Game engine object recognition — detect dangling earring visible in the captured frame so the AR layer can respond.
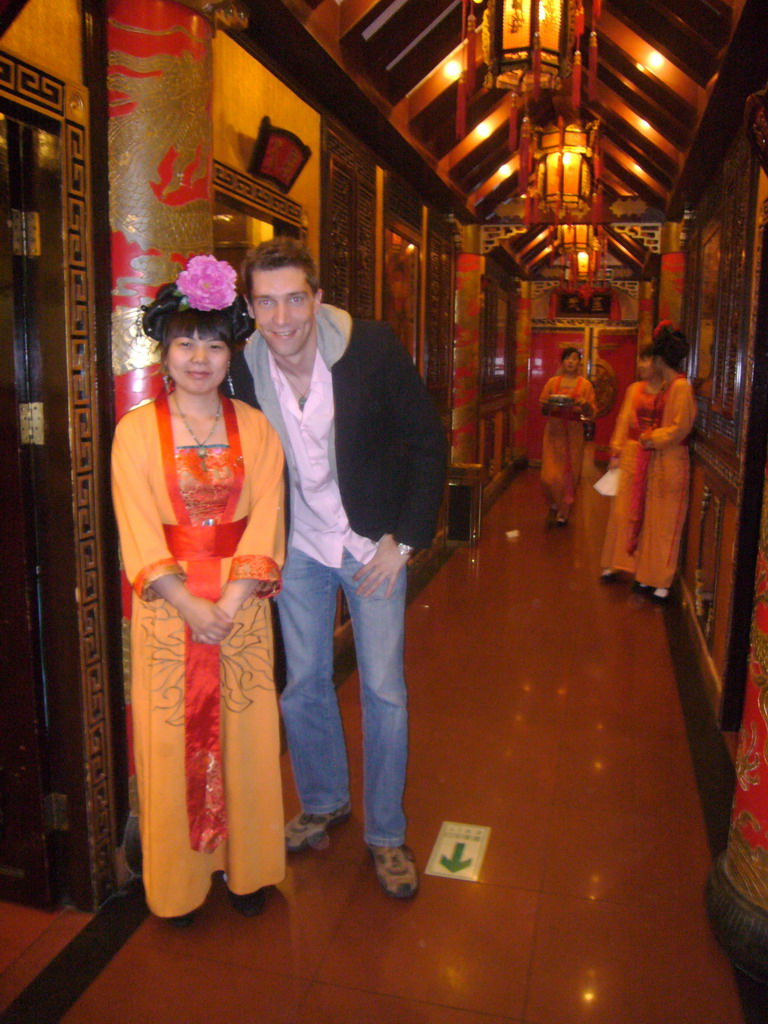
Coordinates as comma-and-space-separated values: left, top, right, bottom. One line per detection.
163, 371, 173, 394
227, 365, 235, 396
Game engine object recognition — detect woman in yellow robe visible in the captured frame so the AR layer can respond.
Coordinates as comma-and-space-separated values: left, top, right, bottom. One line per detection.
539, 347, 596, 525
111, 256, 286, 924
600, 345, 663, 580
634, 323, 697, 601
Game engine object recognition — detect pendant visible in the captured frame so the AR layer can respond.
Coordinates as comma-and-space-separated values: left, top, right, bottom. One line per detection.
298, 395, 308, 412
197, 446, 207, 460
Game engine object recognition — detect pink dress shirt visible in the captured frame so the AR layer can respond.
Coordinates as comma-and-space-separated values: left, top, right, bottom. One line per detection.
269, 349, 377, 568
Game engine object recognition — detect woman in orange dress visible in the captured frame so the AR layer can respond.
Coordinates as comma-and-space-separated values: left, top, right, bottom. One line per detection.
600, 344, 663, 581
111, 256, 286, 925
539, 347, 596, 525
634, 323, 697, 602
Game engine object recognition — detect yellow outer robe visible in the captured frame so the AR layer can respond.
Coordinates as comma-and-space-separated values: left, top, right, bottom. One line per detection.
634, 376, 697, 589
539, 374, 596, 512
111, 397, 286, 918
600, 381, 660, 574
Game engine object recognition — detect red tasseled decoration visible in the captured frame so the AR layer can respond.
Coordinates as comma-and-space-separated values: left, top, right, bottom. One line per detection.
509, 93, 519, 152
593, 134, 601, 180
466, 13, 476, 97
524, 192, 532, 226
576, 3, 585, 39
588, 31, 598, 101
533, 32, 542, 102
594, 246, 601, 277
456, 77, 467, 140
593, 0, 602, 23
531, 193, 539, 223
519, 117, 531, 189
572, 50, 582, 108
549, 289, 558, 319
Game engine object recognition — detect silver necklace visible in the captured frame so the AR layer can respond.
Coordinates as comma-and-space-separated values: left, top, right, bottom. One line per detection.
174, 394, 222, 461
288, 378, 311, 411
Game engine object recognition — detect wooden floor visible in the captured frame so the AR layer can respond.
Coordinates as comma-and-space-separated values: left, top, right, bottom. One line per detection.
0, 467, 763, 1023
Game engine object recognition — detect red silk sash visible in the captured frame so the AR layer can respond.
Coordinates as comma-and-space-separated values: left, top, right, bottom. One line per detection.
155, 392, 245, 854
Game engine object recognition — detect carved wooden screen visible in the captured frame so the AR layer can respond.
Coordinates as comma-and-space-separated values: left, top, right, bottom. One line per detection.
424, 210, 454, 412
684, 130, 757, 467
320, 118, 376, 319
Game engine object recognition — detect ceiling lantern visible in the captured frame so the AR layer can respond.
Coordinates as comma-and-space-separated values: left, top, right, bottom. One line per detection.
558, 222, 597, 253
534, 117, 598, 220
482, 0, 575, 100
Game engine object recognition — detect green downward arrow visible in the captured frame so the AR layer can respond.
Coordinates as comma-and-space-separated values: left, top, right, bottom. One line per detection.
440, 842, 472, 873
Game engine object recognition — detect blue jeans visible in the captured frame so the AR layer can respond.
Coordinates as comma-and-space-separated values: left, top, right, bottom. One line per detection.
276, 547, 408, 847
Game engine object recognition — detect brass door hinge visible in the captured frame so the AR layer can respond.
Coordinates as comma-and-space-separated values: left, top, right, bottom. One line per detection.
44, 793, 69, 832
19, 402, 45, 445
11, 209, 41, 257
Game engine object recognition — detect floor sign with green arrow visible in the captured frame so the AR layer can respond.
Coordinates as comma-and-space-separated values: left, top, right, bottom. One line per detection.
425, 822, 490, 881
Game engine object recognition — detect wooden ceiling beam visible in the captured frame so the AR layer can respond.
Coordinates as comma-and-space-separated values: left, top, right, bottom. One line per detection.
597, 66, 692, 151
607, 0, 721, 86
337, 0, 389, 38
347, 1, 458, 76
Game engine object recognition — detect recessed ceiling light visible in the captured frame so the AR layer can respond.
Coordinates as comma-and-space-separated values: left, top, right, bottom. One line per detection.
649, 51, 663, 69
477, 121, 492, 139
444, 60, 461, 80
638, 118, 650, 131
499, 163, 512, 177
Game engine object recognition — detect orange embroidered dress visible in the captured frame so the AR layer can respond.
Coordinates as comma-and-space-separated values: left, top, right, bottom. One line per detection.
112, 393, 286, 918
634, 375, 697, 589
600, 381, 664, 574
539, 374, 596, 513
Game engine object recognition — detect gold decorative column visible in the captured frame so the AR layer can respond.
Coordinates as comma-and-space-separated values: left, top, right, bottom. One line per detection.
658, 222, 684, 328
107, 0, 246, 837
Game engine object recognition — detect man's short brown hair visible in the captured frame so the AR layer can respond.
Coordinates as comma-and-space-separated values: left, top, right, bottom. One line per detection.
241, 237, 320, 297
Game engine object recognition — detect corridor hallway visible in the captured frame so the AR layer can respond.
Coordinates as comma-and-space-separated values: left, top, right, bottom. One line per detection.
1, 469, 764, 1024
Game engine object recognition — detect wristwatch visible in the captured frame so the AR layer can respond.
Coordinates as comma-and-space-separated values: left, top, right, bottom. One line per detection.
397, 542, 413, 558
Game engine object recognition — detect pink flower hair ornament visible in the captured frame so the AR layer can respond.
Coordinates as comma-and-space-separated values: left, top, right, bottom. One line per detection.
175, 254, 237, 312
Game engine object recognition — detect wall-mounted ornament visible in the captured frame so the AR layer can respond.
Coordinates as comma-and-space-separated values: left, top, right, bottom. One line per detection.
248, 117, 312, 194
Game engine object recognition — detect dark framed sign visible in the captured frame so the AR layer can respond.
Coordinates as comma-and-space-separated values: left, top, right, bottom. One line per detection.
248, 116, 312, 193
555, 288, 613, 318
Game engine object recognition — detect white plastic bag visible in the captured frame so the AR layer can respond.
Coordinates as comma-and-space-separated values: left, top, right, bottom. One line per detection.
594, 467, 619, 497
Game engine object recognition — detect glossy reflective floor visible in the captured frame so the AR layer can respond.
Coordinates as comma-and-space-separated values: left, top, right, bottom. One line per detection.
1, 468, 763, 1023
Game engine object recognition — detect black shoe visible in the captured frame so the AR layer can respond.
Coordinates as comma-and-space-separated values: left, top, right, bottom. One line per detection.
631, 581, 653, 594
600, 570, 619, 583
228, 886, 271, 917
167, 911, 196, 928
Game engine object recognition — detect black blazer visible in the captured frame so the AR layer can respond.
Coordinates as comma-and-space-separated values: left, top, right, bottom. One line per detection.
230, 319, 446, 550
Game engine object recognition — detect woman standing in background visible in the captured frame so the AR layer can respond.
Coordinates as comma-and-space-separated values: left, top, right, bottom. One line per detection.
634, 322, 697, 603
539, 347, 596, 525
600, 344, 664, 582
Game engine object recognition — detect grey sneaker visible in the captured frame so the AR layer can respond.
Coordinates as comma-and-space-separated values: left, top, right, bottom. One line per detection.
368, 844, 419, 898
284, 803, 351, 852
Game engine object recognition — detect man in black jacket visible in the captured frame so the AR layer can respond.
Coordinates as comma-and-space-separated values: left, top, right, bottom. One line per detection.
232, 237, 445, 898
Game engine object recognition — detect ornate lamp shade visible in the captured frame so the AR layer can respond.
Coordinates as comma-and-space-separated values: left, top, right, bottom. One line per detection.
558, 222, 596, 252
557, 221, 602, 278
534, 119, 597, 218
482, 0, 572, 95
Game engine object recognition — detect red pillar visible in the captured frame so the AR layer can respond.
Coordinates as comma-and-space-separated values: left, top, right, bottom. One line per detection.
707, 461, 768, 980
107, 0, 215, 830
